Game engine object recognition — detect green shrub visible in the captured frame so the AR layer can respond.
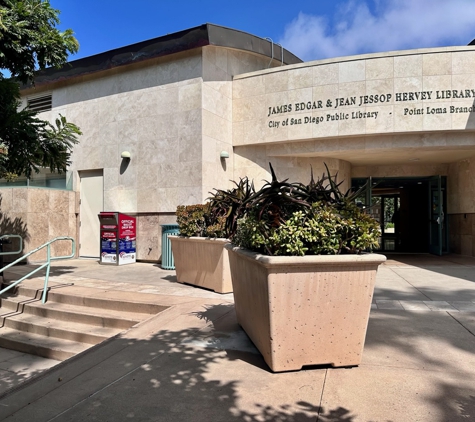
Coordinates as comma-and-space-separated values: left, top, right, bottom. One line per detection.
176, 204, 207, 237
176, 204, 226, 238
221, 163, 380, 256
234, 202, 380, 256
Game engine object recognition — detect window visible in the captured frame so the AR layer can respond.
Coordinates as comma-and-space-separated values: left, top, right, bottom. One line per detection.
27, 94, 52, 112
0, 168, 72, 190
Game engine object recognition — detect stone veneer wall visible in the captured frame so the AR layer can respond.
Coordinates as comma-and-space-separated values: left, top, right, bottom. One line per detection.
352, 162, 449, 178
234, 143, 352, 192
448, 156, 475, 256
20, 46, 283, 262
0, 188, 77, 262
25, 46, 287, 214
23, 51, 206, 263
27, 50, 206, 214
135, 213, 176, 263
448, 213, 475, 256
233, 47, 475, 148
0, 189, 172, 263
201, 46, 287, 198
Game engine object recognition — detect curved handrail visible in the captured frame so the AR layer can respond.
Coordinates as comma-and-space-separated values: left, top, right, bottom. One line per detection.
0, 236, 75, 304
0, 234, 23, 255
264, 37, 284, 68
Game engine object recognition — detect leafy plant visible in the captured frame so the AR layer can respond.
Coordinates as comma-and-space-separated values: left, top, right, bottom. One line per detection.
176, 204, 226, 238
207, 177, 255, 238
0, 1, 81, 180
234, 202, 379, 256
228, 163, 380, 256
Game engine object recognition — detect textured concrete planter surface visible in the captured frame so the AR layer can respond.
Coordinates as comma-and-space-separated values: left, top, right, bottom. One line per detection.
170, 236, 232, 293
225, 245, 386, 372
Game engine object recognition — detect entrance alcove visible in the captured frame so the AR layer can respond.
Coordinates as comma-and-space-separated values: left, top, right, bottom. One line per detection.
352, 176, 447, 255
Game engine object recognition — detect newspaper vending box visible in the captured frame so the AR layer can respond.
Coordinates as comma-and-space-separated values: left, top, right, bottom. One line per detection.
98, 212, 136, 265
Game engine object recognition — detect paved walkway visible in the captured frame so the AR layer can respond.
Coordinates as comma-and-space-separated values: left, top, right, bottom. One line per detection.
0, 254, 474, 421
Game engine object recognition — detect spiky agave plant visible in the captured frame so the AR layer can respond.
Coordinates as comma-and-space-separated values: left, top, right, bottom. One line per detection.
207, 177, 255, 239
232, 163, 379, 255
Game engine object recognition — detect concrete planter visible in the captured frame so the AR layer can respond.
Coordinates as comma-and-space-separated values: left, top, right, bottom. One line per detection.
170, 236, 232, 293
225, 244, 386, 372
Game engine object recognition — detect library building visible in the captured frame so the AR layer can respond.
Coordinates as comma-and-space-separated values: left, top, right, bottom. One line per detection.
5, 23, 475, 260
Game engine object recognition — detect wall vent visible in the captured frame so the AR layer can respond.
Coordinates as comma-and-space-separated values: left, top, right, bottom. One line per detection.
27, 94, 52, 112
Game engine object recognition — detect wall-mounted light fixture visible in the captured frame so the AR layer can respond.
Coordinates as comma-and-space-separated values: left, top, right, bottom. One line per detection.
220, 151, 229, 159
121, 151, 131, 159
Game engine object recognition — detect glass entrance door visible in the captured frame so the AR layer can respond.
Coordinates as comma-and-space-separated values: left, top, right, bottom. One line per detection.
429, 176, 448, 255
352, 176, 447, 254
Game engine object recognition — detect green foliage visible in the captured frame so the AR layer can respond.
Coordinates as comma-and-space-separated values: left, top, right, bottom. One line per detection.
176, 204, 226, 238
207, 177, 255, 238
0, 0, 79, 84
0, 1, 81, 179
0, 78, 81, 178
176, 204, 207, 237
227, 163, 381, 256
234, 202, 380, 256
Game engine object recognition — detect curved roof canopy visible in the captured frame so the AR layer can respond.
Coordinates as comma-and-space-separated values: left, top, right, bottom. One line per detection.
28, 23, 302, 87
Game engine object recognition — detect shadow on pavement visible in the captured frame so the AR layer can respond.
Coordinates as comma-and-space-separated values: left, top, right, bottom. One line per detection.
0, 303, 355, 421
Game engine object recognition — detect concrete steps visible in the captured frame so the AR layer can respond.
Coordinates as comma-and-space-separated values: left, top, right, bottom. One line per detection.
0, 295, 146, 329
0, 312, 123, 345
0, 279, 168, 361
0, 328, 90, 361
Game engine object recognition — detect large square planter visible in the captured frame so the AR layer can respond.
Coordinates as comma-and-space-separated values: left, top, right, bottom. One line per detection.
170, 236, 232, 293
225, 244, 386, 372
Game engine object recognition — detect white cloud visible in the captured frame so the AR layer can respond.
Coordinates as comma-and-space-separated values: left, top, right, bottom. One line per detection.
279, 0, 475, 61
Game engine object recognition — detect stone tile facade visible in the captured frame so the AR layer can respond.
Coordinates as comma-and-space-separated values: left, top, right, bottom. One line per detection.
16, 37, 283, 261
0, 188, 77, 262
232, 46, 475, 257
449, 213, 475, 256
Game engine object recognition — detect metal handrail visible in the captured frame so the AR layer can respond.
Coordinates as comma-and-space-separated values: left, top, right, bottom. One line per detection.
0, 236, 75, 304
264, 37, 274, 68
264, 37, 284, 68
0, 235, 23, 255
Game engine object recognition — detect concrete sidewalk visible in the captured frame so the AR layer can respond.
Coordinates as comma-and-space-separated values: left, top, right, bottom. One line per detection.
0, 254, 474, 421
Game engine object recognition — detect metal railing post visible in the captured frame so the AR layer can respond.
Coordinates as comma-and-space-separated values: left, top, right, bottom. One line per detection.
42, 242, 52, 304
0, 236, 75, 304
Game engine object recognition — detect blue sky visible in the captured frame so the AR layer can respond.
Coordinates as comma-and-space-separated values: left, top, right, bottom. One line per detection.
53, 0, 475, 62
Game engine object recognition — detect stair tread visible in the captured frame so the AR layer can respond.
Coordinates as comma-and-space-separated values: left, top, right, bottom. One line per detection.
0, 275, 166, 359
0, 294, 148, 323
0, 327, 90, 354
2, 312, 123, 338
9, 280, 166, 312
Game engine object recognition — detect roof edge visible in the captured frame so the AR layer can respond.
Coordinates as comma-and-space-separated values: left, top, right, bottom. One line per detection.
25, 23, 302, 88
